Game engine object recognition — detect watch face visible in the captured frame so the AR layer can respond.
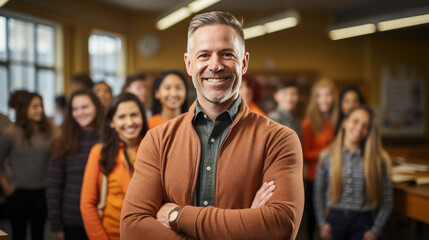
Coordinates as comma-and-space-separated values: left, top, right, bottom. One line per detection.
168, 210, 179, 221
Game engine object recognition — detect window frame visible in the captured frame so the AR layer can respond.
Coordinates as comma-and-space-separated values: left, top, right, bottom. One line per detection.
89, 30, 126, 96
0, 10, 62, 119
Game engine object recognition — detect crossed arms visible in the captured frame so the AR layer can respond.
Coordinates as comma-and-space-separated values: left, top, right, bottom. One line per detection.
120, 129, 304, 240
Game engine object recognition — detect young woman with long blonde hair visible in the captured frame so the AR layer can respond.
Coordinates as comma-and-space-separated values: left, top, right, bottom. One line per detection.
301, 78, 338, 240
314, 106, 392, 240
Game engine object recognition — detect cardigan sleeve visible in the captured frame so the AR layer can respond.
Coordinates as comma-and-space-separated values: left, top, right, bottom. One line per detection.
121, 128, 304, 240
46, 157, 66, 232
120, 132, 190, 239
80, 145, 108, 240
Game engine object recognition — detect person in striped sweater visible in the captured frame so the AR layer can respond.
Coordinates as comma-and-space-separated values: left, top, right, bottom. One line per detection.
47, 90, 104, 240
0, 91, 53, 240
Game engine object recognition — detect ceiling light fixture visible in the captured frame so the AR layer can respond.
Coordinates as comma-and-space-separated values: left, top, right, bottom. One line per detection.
378, 13, 429, 31
0, 0, 9, 8
243, 10, 300, 40
156, 0, 221, 30
188, 0, 221, 13
329, 24, 376, 40
328, 8, 429, 40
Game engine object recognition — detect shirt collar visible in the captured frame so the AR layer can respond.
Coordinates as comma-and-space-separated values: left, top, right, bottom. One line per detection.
193, 96, 242, 123
276, 108, 294, 119
342, 146, 363, 157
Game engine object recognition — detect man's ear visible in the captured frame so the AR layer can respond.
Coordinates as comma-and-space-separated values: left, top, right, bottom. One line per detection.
241, 52, 249, 75
184, 53, 192, 76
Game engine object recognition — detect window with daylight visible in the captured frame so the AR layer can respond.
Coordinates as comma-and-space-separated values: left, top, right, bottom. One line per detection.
0, 14, 58, 119
89, 32, 125, 95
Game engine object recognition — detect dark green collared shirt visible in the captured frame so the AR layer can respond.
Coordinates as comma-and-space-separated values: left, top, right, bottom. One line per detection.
193, 97, 241, 207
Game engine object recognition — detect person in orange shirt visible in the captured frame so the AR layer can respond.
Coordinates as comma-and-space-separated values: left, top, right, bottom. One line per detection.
148, 70, 189, 129
80, 93, 148, 240
301, 78, 338, 240
239, 74, 266, 116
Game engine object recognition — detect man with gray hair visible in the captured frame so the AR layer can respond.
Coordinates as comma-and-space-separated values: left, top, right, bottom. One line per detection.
121, 11, 304, 239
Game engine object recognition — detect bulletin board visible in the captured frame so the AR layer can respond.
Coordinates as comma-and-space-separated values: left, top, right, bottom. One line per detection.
381, 78, 426, 137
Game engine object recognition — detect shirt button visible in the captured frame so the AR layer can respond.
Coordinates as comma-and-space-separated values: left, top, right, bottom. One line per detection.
347, 178, 352, 183
347, 169, 351, 174
206, 166, 211, 171
203, 201, 208, 206
204, 114, 207, 119
210, 138, 215, 143
348, 188, 352, 193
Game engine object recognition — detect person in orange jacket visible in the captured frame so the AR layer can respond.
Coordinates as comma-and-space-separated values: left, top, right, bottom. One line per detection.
301, 78, 338, 240
80, 93, 148, 240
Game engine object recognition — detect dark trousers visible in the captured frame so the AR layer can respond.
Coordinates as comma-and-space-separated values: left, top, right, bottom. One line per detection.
6, 188, 47, 240
327, 209, 373, 240
305, 180, 316, 240
64, 225, 89, 240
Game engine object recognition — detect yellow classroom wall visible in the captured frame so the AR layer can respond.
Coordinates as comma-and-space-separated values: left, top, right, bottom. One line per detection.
3, 0, 429, 138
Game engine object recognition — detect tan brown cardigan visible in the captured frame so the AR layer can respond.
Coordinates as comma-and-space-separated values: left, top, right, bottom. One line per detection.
121, 101, 304, 240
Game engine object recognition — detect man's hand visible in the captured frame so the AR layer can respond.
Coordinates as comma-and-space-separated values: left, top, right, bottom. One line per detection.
156, 203, 178, 229
363, 231, 377, 240
320, 223, 332, 240
251, 181, 276, 208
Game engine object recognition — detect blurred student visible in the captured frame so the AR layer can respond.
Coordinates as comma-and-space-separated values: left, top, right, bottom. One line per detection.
0, 113, 11, 134
122, 72, 147, 105
239, 74, 266, 116
71, 73, 94, 93
268, 80, 302, 141
301, 79, 338, 240
0, 91, 53, 240
47, 90, 104, 240
148, 70, 188, 129
335, 86, 365, 135
7, 90, 29, 121
314, 106, 392, 240
80, 93, 148, 240
92, 81, 113, 112
53, 95, 67, 126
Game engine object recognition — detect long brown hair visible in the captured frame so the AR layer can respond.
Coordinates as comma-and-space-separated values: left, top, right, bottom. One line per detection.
305, 79, 338, 133
100, 93, 148, 174
14, 91, 52, 145
321, 106, 391, 209
51, 90, 104, 160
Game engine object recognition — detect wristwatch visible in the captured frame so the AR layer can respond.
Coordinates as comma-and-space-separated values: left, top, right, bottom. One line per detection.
168, 206, 182, 232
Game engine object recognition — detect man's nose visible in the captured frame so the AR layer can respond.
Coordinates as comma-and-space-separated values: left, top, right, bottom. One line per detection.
208, 54, 224, 72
